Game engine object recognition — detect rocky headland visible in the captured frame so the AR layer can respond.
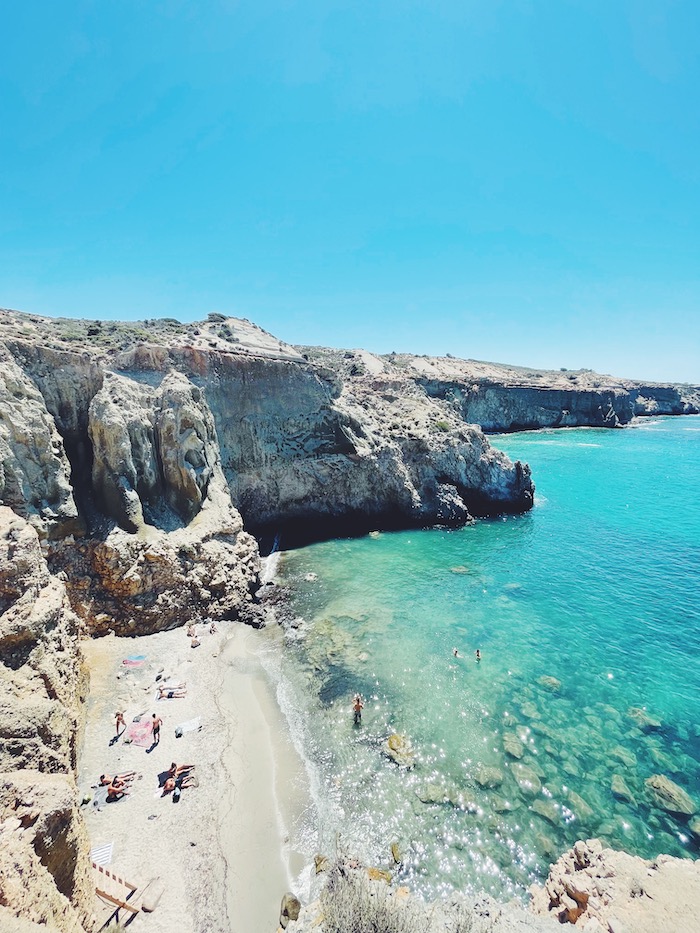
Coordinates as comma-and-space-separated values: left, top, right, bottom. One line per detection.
0, 306, 698, 931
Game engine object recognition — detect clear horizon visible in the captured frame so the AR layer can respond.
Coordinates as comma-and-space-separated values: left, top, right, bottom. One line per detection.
2, 2, 699, 383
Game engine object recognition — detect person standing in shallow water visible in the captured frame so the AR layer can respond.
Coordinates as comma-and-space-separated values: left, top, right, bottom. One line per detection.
353, 694, 364, 725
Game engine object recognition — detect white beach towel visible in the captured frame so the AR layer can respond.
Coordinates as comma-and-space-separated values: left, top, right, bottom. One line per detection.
90, 841, 114, 866
175, 717, 201, 735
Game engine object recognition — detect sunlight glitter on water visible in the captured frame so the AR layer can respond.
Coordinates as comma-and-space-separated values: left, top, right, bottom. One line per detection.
273, 416, 700, 902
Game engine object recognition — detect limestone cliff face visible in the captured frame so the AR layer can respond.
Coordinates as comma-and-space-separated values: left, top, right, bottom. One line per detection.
0, 309, 535, 579
71, 369, 262, 634
0, 508, 92, 932
398, 354, 700, 432
2, 306, 697, 626
0, 352, 81, 539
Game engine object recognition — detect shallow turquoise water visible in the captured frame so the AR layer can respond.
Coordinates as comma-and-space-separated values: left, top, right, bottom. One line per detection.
274, 416, 700, 901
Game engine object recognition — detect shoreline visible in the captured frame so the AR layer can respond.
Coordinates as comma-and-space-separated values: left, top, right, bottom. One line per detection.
78, 619, 313, 932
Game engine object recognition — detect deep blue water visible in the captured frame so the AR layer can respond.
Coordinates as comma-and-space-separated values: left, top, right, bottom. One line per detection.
273, 416, 700, 901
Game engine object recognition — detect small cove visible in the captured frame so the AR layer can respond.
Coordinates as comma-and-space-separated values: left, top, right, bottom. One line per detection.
269, 416, 700, 902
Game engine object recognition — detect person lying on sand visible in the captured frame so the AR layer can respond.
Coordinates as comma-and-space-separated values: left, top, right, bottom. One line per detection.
190, 637, 201, 648
99, 771, 136, 786
167, 762, 195, 779
162, 773, 197, 795
157, 683, 187, 699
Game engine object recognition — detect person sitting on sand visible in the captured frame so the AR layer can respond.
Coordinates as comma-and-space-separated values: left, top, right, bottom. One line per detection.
106, 778, 131, 801
190, 637, 201, 648
209, 621, 217, 634
187, 624, 197, 637
157, 683, 187, 699
99, 771, 136, 786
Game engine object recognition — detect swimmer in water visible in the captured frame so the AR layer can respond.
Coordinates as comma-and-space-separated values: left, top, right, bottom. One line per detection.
475, 649, 481, 662
353, 694, 364, 725
453, 647, 460, 658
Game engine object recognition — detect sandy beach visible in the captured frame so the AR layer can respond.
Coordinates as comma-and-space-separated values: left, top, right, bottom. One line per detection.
79, 619, 313, 932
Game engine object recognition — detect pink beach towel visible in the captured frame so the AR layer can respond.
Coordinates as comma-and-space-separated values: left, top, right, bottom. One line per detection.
123, 719, 153, 747
122, 655, 146, 668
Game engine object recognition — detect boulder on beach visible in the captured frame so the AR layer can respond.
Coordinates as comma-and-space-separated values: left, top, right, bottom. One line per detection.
280, 892, 302, 929
645, 774, 697, 816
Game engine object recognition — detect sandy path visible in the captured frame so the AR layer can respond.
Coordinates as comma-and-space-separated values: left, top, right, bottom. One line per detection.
79, 621, 311, 932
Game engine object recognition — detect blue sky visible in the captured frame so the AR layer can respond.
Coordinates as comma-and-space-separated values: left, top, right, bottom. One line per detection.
1, 1, 699, 382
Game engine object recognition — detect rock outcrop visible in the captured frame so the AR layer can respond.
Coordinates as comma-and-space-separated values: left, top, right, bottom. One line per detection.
0, 508, 92, 931
395, 354, 700, 432
285, 859, 561, 933
530, 838, 700, 931
0, 309, 535, 622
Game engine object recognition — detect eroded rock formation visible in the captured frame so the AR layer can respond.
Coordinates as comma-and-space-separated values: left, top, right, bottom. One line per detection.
0, 508, 92, 931
529, 838, 700, 931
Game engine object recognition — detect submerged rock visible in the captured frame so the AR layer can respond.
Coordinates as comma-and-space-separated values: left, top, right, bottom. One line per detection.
532, 798, 561, 825
383, 734, 415, 768
503, 732, 525, 759
520, 701, 541, 721
611, 774, 637, 805
537, 675, 562, 693
627, 707, 663, 732
567, 790, 594, 821
491, 795, 520, 813
511, 763, 542, 797
645, 774, 697, 816
610, 745, 637, 769
474, 766, 504, 789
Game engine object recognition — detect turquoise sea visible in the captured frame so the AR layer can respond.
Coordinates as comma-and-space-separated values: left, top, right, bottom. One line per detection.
272, 416, 700, 902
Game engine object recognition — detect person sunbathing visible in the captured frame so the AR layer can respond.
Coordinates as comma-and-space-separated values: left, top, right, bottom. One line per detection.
106, 778, 130, 801
99, 771, 136, 786
157, 683, 187, 699
162, 773, 197, 795
166, 762, 195, 779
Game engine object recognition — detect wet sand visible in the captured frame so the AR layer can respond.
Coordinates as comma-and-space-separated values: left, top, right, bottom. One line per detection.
79, 621, 311, 932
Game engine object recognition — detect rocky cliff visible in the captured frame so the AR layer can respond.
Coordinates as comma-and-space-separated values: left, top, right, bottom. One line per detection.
394, 354, 700, 432
0, 308, 534, 596
0, 508, 92, 932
